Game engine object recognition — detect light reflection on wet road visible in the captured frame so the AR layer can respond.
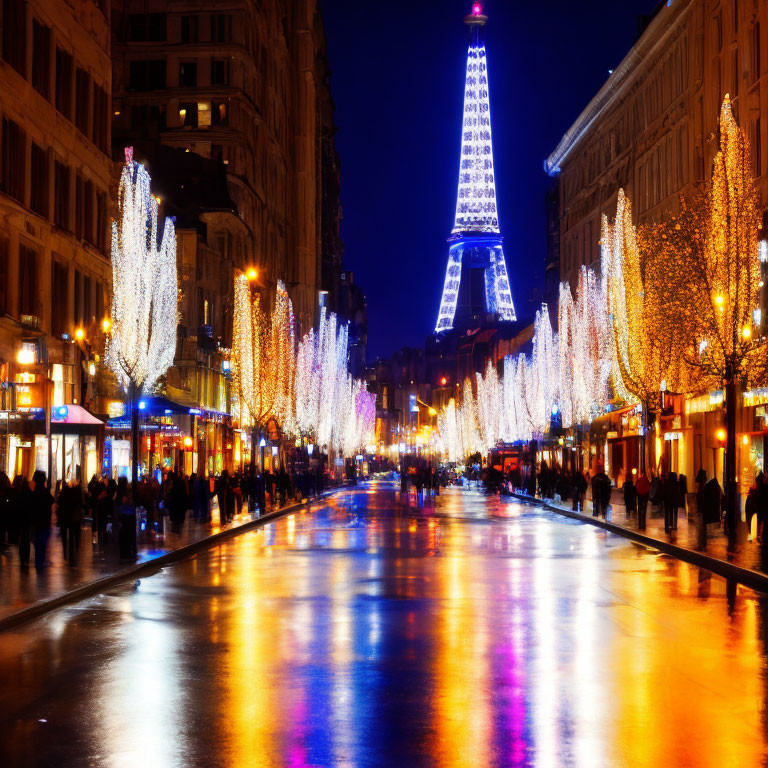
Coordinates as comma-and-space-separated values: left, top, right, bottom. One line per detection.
1, 480, 768, 767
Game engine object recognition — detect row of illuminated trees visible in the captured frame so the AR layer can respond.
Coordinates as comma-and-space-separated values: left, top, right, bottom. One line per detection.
231, 272, 376, 461
438, 96, 766, 531
104, 147, 374, 499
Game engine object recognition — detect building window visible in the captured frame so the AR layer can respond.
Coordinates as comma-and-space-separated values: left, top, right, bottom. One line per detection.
18, 243, 38, 318
732, 49, 739, 97
1, 117, 25, 203
96, 190, 106, 252
179, 61, 197, 87
210, 14, 232, 43
75, 174, 85, 241
74, 269, 83, 326
95, 280, 103, 323
756, 118, 762, 177
2, 0, 26, 77
84, 179, 95, 246
54, 160, 70, 231
752, 23, 762, 83
127, 13, 166, 42
30, 143, 49, 219
211, 59, 229, 86
92, 84, 108, 152
0, 235, 9, 315
51, 260, 68, 337
83, 274, 92, 325
32, 20, 51, 99
179, 102, 198, 127
130, 104, 165, 135
128, 60, 166, 91
75, 67, 91, 137
733, 0, 739, 35
181, 16, 199, 43
55, 48, 74, 119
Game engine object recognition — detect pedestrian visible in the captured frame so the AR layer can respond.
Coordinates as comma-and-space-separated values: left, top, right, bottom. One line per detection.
623, 474, 637, 520
746, 477, 761, 541
572, 470, 587, 512
664, 471, 680, 533
635, 471, 650, 530
0, 471, 10, 547
12, 475, 31, 566
30, 470, 53, 570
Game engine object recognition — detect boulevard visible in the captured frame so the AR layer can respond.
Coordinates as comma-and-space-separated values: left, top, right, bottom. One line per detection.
1, 480, 766, 767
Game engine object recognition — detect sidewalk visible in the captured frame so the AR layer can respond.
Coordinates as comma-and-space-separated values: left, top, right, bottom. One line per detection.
510, 490, 768, 593
0, 489, 339, 629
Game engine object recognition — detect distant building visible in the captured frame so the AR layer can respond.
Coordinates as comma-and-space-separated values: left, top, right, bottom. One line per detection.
110, 0, 340, 330
337, 269, 367, 378
546, 0, 768, 290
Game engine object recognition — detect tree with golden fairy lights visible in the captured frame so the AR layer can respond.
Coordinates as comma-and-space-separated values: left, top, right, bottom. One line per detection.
602, 190, 679, 472
652, 96, 763, 535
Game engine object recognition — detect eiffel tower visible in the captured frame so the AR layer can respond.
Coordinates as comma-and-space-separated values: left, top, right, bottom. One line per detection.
435, 3, 516, 333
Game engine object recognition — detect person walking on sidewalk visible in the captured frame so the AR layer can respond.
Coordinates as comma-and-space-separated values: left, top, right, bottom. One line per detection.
664, 471, 680, 533
635, 472, 650, 530
591, 465, 611, 517
572, 470, 587, 512
623, 474, 638, 520
12, 475, 31, 567
30, 471, 53, 570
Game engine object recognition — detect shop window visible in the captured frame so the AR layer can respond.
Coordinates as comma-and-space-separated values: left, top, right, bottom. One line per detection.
55, 48, 73, 119
30, 143, 49, 219
2, 0, 26, 77
18, 243, 38, 318
1, 117, 25, 203
32, 19, 51, 99
75, 67, 91, 137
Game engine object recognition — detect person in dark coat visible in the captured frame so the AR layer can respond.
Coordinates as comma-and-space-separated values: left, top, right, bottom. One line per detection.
169, 472, 188, 532
623, 475, 638, 519
746, 478, 761, 541
701, 477, 722, 525
12, 475, 31, 566
591, 467, 610, 517
695, 468, 707, 518
664, 472, 680, 532
572, 471, 587, 512
0, 472, 10, 547
57, 481, 83, 565
216, 470, 231, 523
635, 472, 651, 530
116, 476, 136, 559
30, 470, 53, 569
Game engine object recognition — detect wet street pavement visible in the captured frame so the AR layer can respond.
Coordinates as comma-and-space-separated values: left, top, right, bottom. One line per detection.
2, 480, 768, 768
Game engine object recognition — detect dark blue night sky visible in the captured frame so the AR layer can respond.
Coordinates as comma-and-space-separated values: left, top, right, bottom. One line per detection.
320, 0, 657, 360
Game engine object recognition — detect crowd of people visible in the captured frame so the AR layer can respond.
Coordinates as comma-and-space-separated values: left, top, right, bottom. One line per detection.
484, 458, 758, 538
0, 462, 333, 570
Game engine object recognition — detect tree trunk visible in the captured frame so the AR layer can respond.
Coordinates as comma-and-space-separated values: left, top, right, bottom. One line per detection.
725, 377, 738, 540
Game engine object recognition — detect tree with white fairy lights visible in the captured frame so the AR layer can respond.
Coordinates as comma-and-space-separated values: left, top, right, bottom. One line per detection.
106, 147, 178, 499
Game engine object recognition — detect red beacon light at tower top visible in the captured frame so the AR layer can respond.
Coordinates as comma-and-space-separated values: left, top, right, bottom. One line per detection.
472, 3, 482, 15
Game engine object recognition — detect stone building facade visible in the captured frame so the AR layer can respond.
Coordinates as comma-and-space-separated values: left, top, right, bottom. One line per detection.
546, 0, 768, 290
111, 0, 342, 331
0, 0, 113, 480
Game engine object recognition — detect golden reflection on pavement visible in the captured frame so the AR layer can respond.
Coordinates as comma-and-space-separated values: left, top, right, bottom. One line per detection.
1, 482, 768, 767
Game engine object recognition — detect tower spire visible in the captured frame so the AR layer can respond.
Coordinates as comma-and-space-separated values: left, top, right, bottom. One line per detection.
435, 4, 516, 333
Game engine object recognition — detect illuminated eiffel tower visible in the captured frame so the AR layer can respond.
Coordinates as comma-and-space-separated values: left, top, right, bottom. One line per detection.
435, 3, 516, 333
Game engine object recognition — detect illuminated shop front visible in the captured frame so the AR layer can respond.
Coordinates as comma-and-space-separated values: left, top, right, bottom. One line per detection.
106, 395, 234, 478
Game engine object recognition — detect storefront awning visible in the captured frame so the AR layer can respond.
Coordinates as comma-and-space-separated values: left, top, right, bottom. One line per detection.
52, 404, 104, 426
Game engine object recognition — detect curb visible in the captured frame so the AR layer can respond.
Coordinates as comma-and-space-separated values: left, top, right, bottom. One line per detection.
510, 492, 768, 595
0, 487, 345, 632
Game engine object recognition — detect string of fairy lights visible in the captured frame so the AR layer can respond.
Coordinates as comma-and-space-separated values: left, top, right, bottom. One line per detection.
435, 95, 767, 461
232, 281, 375, 457
106, 147, 178, 394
